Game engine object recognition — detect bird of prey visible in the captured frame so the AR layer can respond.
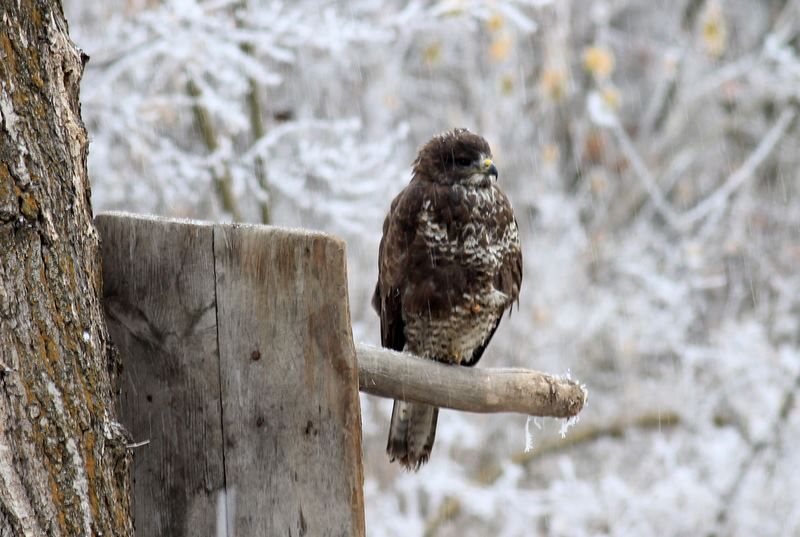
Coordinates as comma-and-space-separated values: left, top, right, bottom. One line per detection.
372, 128, 522, 470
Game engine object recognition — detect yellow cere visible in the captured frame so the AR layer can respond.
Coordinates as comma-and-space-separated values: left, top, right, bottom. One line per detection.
483, 158, 493, 168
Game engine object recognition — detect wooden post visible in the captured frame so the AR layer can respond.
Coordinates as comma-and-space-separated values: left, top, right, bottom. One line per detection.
97, 212, 587, 537
97, 213, 365, 537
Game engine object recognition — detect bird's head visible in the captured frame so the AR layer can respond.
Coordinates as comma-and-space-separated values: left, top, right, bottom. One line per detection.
413, 128, 498, 187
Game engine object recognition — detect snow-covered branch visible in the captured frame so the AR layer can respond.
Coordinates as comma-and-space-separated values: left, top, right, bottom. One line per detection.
679, 105, 797, 227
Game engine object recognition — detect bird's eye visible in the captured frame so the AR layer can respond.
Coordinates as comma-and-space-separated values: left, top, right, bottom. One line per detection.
454, 158, 472, 167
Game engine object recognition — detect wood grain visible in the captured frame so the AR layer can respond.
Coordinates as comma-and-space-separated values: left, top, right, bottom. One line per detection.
214, 223, 365, 537
357, 344, 586, 418
99, 213, 366, 536
97, 214, 224, 537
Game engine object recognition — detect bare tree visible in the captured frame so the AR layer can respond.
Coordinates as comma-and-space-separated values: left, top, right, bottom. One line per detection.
0, 1, 133, 535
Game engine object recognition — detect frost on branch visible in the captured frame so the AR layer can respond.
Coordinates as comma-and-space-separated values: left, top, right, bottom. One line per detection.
65, 0, 800, 535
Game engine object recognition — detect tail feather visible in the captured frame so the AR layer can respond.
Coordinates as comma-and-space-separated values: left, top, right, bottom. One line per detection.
386, 401, 438, 470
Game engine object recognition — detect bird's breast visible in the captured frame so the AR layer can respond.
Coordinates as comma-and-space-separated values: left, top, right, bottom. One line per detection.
418, 185, 517, 271
404, 305, 502, 362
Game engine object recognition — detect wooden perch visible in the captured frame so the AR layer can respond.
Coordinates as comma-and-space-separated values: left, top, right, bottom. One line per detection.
95, 212, 585, 536
356, 344, 586, 418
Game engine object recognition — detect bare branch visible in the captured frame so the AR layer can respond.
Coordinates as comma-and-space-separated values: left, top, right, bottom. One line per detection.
424, 497, 461, 537
684, 54, 757, 103
512, 411, 681, 466
240, 38, 272, 225
609, 105, 797, 232
356, 344, 587, 418
610, 121, 684, 229
716, 367, 800, 529
187, 79, 242, 221
471, 411, 682, 486
679, 106, 797, 227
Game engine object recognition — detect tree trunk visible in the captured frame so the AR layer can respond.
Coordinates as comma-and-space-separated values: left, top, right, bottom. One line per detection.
0, 2, 133, 536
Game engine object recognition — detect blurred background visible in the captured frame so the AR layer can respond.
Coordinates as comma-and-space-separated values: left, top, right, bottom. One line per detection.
64, 1, 800, 535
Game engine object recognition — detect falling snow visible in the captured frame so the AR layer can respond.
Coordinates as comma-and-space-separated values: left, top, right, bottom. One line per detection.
64, 1, 800, 535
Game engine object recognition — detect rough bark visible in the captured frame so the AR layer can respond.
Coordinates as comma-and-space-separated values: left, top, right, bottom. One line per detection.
0, 2, 133, 536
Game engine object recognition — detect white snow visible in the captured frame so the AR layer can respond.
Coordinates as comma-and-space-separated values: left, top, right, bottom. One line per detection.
62, 0, 800, 534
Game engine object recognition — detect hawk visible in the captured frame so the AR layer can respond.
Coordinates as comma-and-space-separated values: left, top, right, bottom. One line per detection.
372, 128, 522, 470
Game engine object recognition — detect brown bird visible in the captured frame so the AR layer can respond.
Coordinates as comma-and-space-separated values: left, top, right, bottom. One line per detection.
372, 128, 522, 470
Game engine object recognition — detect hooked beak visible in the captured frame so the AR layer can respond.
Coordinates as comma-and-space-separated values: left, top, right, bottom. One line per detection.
481, 158, 498, 180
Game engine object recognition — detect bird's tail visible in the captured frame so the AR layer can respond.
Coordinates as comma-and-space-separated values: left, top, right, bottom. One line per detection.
386, 400, 439, 470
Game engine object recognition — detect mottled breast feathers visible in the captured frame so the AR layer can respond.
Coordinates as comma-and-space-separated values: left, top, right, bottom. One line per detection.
372, 127, 522, 364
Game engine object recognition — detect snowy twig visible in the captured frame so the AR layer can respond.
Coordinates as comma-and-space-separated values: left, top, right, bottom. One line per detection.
511, 410, 681, 466
716, 367, 800, 529
469, 411, 682, 487
186, 79, 242, 221
610, 105, 796, 232
356, 344, 587, 417
239, 24, 272, 224
684, 54, 757, 103
678, 106, 797, 228
424, 497, 461, 537
610, 121, 683, 229
639, 48, 683, 136
247, 78, 272, 225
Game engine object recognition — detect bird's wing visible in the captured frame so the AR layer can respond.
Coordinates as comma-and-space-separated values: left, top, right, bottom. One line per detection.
463, 217, 523, 367
372, 181, 425, 352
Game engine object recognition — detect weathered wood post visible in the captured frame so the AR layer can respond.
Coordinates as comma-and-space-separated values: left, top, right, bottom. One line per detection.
97, 213, 365, 537
96, 212, 587, 537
